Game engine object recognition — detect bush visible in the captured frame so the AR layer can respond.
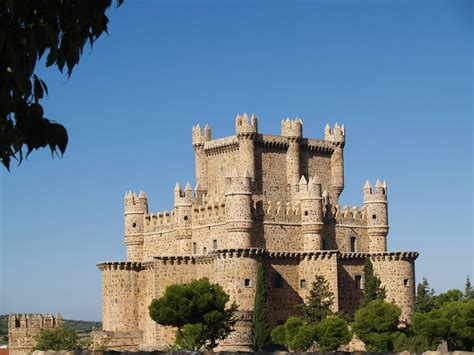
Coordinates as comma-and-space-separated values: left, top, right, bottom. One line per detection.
271, 316, 317, 351
34, 326, 81, 351
314, 316, 352, 351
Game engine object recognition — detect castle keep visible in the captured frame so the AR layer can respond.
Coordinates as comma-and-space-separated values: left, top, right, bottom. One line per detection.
96, 115, 418, 351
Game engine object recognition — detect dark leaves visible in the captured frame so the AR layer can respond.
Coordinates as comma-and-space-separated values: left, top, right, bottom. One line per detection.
0, 0, 123, 170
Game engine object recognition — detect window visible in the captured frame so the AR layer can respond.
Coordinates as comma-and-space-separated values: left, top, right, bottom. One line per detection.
192, 242, 197, 254
184, 216, 188, 221
372, 214, 377, 220
132, 222, 137, 228
300, 279, 306, 288
321, 239, 326, 250
213, 239, 218, 250
304, 211, 309, 216
203, 247, 207, 254
404, 279, 409, 287
355, 275, 362, 289
350, 237, 356, 252
244, 279, 251, 287
273, 273, 283, 288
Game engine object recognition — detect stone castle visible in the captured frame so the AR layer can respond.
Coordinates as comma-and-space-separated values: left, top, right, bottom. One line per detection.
96, 114, 418, 351
8, 314, 63, 355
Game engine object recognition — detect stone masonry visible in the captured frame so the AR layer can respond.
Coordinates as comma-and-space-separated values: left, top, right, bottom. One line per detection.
95, 114, 418, 351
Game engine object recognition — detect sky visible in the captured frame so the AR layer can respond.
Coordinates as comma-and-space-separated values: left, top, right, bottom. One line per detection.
1, 0, 472, 321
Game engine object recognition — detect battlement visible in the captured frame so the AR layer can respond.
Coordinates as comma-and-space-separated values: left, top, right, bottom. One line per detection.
261, 200, 302, 223
8, 313, 63, 329
145, 210, 174, 229
225, 168, 252, 194
235, 113, 258, 137
192, 200, 226, 225
124, 191, 148, 213
330, 204, 366, 221
281, 118, 303, 138
192, 123, 212, 146
174, 182, 193, 206
364, 179, 388, 202
324, 123, 345, 146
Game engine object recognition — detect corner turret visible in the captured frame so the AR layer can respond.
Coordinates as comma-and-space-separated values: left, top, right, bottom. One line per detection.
283, 118, 303, 197
192, 124, 211, 191
364, 180, 389, 252
325, 123, 345, 204
236, 113, 258, 180
299, 175, 324, 250
124, 191, 148, 261
225, 169, 253, 248
174, 182, 193, 254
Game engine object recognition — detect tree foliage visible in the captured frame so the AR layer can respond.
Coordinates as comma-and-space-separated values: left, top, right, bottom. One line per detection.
271, 316, 316, 351
33, 326, 81, 351
252, 263, 270, 350
415, 277, 437, 313
298, 274, 334, 324
465, 276, 474, 301
314, 316, 352, 351
0, 0, 123, 170
363, 259, 386, 305
148, 278, 238, 350
353, 300, 401, 351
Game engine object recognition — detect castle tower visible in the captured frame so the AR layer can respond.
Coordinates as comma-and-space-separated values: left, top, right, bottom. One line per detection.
299, 175, 324, 250
192, 124, 211, 191
225, 169, 253, 248
282, 118, 303, 199
124, 191, 148, 261
364, 180, 389, 252
236, 113, 258, 180
174, 182, 193, 254
325, 123, 345, 204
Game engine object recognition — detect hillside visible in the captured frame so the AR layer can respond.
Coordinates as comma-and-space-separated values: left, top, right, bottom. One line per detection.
0, 315, 101, 336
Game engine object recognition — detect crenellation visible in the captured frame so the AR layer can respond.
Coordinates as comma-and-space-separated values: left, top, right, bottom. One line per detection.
99, 114, 418, 351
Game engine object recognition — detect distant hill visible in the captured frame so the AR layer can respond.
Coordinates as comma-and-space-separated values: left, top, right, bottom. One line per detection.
0, 315, 102, 336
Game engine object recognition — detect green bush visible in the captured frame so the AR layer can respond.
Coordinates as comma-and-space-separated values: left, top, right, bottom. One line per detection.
271, 316, 316, 351
314, 316, 352, 351
33, 326, 81, 351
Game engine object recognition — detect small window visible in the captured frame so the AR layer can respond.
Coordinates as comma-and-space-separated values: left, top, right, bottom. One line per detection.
304, 211, 309, 216
244, 279, 251, 287
355, 275, 362, 289
132, 222, 137, 228
404, 278, 409, 287
184, 216, 188, 221
300, 279, 306, 288
273, 273, 283, 288
321, 239, 326, 250
213, 239, 218, 250
372, 214, 377, 220
350, 236, 356, 252
203, 247, 207, 254
192, 242, 197, 254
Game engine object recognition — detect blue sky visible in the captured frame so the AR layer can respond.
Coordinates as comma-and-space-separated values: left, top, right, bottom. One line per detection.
1, 0, 472, 321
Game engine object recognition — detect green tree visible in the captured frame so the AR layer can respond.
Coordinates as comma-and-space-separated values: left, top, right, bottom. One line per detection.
415, 277, 437, 313
0, 0, 123, 170
435, 289, 464, 307
363, 259, 386, 305
252, 263, 270, 350
33, 326, 81, 351
353, 300, 401, 351
298, 275, 334, 324
314, 316, 352, 351
465, 276, 474, 300
271, 317, 316, 351
289, 324, 317, 351
148, 278, 238, 350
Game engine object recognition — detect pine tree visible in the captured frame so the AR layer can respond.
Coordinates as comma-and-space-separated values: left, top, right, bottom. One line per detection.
299, 275, 334, 324
414, 277, 436, 313
252, 263, 270, 350
364, 259, 386, 305
464, 275, 474, 300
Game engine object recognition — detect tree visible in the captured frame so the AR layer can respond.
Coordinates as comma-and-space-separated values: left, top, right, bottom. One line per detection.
0, 0, 123, 170
435, 289, 464, 307
465, 276, 474, 300
252, 263, 270, 350
298, 274, 334, 324
363, 259, 386, 305
148, 278, 238, 350
353, 300, 401, 351
314, 316, 352, 351
33, 326, 81, 351
415, 277, 437, 313
271, 316, 316, 351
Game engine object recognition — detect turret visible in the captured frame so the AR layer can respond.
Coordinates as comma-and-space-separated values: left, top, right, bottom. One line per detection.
325, 123, 345, 204
299, 175, 324, 250
174, 182, 193, 254
282, 118, 303, 199
192, 124, 211, 191
236, 113, 258, 181
225, 169, 253, 248
363, 180, 389, 252
124, 190, 148, 261
8, 314, 19, 329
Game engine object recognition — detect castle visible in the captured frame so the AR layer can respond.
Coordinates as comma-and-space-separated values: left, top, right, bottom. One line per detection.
95, 114, 418, 351
8, 314, 63, 355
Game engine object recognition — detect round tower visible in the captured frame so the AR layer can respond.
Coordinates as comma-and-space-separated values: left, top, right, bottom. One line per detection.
364, 180, 389, 252
299, 175, 324, 250
236, 113, 258, 181
225, 169, 253, 248
174, 182, 193, 254
325, 123, 345, 205
124, 191, 148, 261
192, 124, 211, 191
282, 118, 303, 200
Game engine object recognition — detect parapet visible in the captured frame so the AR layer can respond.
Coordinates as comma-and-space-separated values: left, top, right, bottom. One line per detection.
124, 191, 148, 213
281, 118, 303, 138
363, 179, 388, 202
192, 123, 212, 147
225, 168, 252, 194
8, 313, 63, 329
235, 113, 258, 137
324, 123, 345, 146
